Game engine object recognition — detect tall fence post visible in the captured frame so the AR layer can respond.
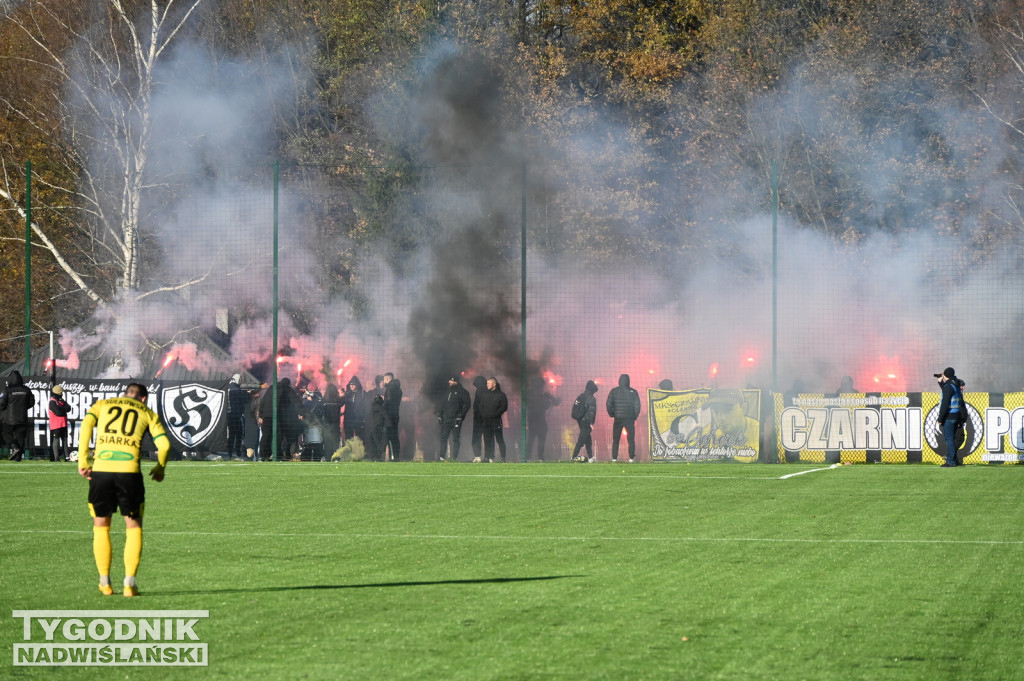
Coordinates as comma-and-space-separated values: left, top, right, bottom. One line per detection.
272, 162, 280, 462
520, 161, 528, 462
24, 161, 32, 375
771, 159, 779, 463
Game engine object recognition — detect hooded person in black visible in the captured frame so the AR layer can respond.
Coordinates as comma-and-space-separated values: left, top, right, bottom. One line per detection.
280, 378, 303, 458
367, 391, 387, 461
526, 376, 562, 461
226, 373, 249, 460
571, 380, 599, 462
437, 376, 471, 461
341, 376, 366, 443
1, 371, 35, 461
382, 373, 402, 461
321, 383, 343, 459
470, 376, 488, 461
258, 378, 298, 460
606, 373, 641, 462
476, 377, 508, 462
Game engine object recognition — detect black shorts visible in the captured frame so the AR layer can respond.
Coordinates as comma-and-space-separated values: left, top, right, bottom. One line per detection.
88, 471, 145, 519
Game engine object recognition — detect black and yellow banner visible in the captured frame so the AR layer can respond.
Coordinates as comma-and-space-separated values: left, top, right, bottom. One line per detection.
774, 391, 1024, 464
648, 388, 761, 462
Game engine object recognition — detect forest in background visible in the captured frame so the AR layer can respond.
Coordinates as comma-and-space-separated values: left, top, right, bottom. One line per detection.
2, 0, 1024, 393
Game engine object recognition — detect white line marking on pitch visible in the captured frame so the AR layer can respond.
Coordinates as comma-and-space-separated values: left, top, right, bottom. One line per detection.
4, 528, 1020, 546
778, 466, 838, 479
0, 468, 781, 481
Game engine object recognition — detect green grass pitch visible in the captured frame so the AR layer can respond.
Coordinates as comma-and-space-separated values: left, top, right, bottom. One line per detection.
1, 460, 1022, 680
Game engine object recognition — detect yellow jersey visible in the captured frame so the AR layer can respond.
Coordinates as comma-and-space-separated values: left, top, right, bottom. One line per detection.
78, 396, 171, 473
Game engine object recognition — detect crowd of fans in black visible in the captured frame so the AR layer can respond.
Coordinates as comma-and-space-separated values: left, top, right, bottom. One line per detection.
230, 372, 408, 462
221, 369, 648, 463
6, 367, 965, 464
1, 368, 647, 463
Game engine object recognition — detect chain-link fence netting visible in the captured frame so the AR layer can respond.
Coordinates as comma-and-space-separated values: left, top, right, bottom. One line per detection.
5, 158, 1021, 463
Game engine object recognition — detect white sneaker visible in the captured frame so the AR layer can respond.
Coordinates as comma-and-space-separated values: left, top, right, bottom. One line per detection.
472, 457, 481, 463
587, 457, 595, 463
486, 458, 493, 463
628, 458, 634, 463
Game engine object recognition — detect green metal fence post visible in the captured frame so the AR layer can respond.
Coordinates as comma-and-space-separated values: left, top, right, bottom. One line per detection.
520, 161, 528, 463
24, 161, 31, 375
272, 162, 280, 462
771, 159, 779, 464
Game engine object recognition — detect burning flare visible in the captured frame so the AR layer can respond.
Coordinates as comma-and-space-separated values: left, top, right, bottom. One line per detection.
155, 352, 177, 377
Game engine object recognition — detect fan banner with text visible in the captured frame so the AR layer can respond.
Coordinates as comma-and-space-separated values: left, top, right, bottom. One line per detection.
648, 388, 761, 462
774, 391, 1024, 464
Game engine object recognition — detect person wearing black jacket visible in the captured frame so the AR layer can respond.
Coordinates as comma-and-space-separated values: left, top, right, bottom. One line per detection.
48, 385, 73, 462
226, 374, 249, 460
470, 376, 488, 462
281, 379, 303, 459
258, 378, 299, 461
341, 376, 367, 443
367, 392, 387, 461
571, 380, 599, 462
321, 383, 343, 459
437, 376, 471, 461
606, 373, 641, 462
382, 373, 402, 461
936, 367, 967, 467
526, 377, 562, 461
476, 377, 508, 462
1, 371, 35, 461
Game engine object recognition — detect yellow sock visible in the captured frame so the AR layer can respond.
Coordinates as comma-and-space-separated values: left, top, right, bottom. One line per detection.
93, 526, 112, 579
124, 527, 143, 578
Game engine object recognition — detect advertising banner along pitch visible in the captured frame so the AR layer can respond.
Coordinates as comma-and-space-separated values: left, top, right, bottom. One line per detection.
774, 391, 1024, 464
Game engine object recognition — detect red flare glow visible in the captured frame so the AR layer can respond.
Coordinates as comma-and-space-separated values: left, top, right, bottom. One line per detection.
864, 354, 906, 391
343, 358, 352, 368
155, 352, 177, 378
276, 355, 285, 363
542, 370, 563, 388
44, 359, 52, 370
709, 362, 719, 378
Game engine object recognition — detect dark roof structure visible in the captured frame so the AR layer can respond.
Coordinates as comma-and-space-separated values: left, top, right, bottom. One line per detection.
1, 328, 259, 384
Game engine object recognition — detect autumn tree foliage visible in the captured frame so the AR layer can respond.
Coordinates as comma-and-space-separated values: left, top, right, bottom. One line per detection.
1, 0, 1022, 359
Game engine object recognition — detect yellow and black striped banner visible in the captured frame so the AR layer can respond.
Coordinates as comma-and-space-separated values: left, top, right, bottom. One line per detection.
773, 392, 1024, 465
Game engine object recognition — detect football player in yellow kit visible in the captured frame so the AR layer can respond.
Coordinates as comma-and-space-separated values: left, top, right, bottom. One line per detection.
78, 383, 171, 597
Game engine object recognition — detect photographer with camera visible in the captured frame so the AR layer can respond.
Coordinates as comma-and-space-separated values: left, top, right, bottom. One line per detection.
935, 367, 967, 467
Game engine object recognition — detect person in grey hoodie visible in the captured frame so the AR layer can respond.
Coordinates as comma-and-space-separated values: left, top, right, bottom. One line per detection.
605, 373, 641, 462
